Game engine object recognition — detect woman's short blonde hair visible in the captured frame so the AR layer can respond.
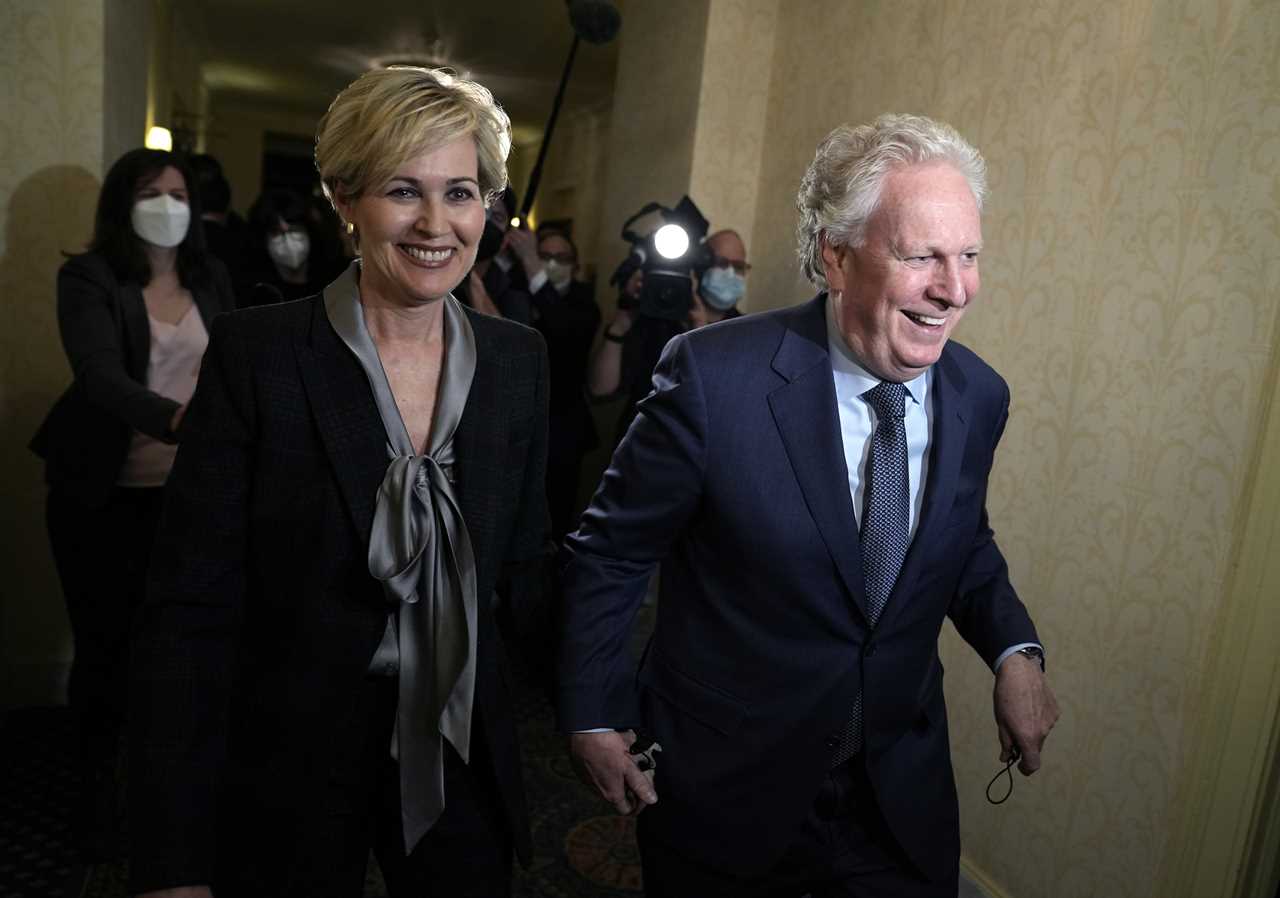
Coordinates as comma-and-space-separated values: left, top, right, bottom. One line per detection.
795, 113, 987, 288
315, 66, 511, 209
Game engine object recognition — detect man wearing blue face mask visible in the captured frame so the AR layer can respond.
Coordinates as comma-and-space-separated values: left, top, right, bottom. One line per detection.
690, 229, 751, 327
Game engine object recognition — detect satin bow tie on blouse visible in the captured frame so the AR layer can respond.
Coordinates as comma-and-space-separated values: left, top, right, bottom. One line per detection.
324, 261, 478, 855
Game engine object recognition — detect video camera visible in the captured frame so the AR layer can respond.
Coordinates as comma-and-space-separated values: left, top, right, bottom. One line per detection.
610, 195, 710, 321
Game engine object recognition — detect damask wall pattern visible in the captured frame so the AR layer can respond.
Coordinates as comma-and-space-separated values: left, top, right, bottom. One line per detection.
744, 1, 1280, 895
0, 0, 107, 703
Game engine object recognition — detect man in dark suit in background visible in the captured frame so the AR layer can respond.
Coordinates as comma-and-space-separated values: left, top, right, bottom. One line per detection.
557, 113, 1060, 896
503, 226, 602, 541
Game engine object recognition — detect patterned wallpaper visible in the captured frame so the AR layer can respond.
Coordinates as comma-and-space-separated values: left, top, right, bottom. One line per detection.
0, 0, 107, 703
743, 0, 1280, 895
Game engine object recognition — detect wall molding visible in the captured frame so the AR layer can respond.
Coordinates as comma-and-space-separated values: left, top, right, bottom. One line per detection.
961, 855, 1010, 898
1156, 316, 1280, 898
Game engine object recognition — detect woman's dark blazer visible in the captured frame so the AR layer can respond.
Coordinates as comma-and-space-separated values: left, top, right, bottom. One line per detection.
29, 251, 235, 506
128, 290, 553, 892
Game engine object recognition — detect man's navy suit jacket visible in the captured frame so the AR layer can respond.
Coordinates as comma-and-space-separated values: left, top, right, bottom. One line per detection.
558, 293, 1039, 882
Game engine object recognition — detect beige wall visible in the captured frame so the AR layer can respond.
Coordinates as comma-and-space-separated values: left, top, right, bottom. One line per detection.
688, 0, 780, 281
593, 0, 779, 310
103, 0, 151, 166
524, 101, 613, 280
204, 94, 326, 216
596, 0, 711, 310
0, 0, 111, 706
748, 1, 1280, 895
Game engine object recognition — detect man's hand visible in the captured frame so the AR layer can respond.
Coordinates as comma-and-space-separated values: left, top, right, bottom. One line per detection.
568, 730, 657, 816
993, 652, 1060, 775
138, 887, 212, 898
502, 227, 542, 280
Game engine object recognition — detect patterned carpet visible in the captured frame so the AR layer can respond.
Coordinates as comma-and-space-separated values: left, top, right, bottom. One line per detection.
0, 622, 651, 898
0, 708, 86, 898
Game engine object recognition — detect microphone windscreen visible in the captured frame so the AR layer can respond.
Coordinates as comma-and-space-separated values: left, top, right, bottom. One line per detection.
568, 0, 621, 44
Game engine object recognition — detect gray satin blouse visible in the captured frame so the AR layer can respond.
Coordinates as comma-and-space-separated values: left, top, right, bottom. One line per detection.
324, 262, 478, 855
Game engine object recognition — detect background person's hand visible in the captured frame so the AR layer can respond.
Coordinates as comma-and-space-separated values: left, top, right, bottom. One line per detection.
605, 308, 634, 338
993, 652, 1060, 774
568, 729, 657, 816
502, 227, 542, 279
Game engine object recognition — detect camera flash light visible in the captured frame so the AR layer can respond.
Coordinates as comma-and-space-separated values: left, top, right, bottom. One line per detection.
654, 224, 690, 260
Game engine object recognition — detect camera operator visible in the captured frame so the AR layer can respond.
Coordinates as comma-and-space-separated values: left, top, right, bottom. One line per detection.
588, 228, 750, 441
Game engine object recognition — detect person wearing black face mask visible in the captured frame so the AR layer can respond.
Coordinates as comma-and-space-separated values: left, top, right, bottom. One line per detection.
453, 187, 532, 324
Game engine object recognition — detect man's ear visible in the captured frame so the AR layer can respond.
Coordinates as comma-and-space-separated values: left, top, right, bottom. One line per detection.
819, 235, 848, 294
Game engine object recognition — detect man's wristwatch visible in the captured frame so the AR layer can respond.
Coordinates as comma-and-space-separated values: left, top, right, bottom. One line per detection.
1016, 646, 1045, 671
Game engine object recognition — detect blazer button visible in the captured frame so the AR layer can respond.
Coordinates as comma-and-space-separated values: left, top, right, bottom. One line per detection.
864, 641, 877, 658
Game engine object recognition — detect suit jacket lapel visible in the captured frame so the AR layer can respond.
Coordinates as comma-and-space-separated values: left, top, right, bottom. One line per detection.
768, 295, 870, 624
875, 347, 970, 634
295, 297, 388, 545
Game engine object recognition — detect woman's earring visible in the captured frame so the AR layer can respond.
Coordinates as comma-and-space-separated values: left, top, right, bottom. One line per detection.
345, 221, 355, 237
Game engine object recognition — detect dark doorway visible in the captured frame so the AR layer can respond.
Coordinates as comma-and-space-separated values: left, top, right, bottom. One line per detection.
260, 132, 320, 199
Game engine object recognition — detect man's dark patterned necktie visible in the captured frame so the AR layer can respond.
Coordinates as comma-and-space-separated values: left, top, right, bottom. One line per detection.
832, 381, 910, 766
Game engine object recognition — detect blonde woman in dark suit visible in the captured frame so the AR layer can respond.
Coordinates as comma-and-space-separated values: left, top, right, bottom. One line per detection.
130, 68, 551, 898
31, 148, 233, 860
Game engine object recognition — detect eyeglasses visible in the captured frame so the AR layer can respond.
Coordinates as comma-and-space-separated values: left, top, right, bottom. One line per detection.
711, 256, 751, 275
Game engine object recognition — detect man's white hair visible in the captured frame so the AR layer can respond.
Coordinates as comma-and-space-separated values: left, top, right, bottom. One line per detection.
795, 113, 987, 288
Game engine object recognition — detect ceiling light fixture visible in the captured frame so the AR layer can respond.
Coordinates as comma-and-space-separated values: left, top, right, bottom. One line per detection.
145, 126, 173, 151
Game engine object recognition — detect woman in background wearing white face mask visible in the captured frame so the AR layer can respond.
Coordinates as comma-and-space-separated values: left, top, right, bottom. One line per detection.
28, 147, 234, 862
238, 188, 346, 307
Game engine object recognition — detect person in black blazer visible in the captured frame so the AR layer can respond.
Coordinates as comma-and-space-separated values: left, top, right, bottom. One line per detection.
30, 148, 233, 860
128, 67, 551, 898
235, 188, 348, 307
559, 115, 1060, 896
502, 227, 601, 540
